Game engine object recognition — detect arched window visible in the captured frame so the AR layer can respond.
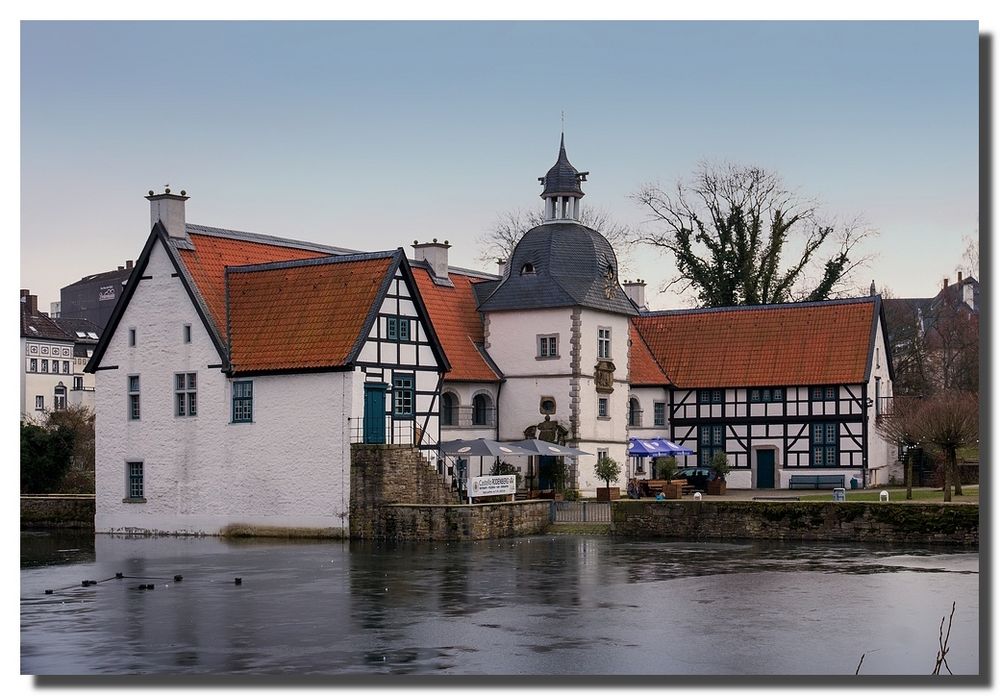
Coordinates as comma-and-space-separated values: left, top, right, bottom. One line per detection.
441, 392, 457, 426
53, 383, 67, 412
628, 397, 641, 427
472, 393, 493, 426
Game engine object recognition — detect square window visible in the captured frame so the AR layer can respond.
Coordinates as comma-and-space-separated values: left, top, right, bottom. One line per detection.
750, 389, 760, 402
41, 359, 48, 373
73, 376, 83, 390
129, 328, 136, 347
63, 361, 70, 374
386, 317, 398, 340
35, 395, 44, 411
29, 358, 37, 372
398, 319, 410, 342
711, 390, 722, 404
538, 335, 558, 358
184, 324, 192, 343
598, 397, 608, 418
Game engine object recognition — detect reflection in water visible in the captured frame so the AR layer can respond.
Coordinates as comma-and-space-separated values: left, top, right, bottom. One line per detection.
20, 534, 979, 676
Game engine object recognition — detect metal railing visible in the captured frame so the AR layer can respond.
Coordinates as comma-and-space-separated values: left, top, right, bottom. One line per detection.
440, 405, 496, 429
348, 417, 431, 448
551, 501, 611, 523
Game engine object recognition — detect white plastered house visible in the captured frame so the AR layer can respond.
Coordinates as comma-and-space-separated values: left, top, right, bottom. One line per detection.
85, 192, 448, 535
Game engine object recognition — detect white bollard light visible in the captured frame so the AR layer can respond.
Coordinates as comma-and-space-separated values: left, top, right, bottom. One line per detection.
879, 490, 889, 502
693, 492, 703, 501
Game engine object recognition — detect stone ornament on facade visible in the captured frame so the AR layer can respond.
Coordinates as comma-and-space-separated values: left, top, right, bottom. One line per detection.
523, 415, 569, 445
594, 360, 615, 394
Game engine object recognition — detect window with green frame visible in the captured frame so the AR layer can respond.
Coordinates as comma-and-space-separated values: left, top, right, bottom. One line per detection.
387, 317, 411, 341
698, 389, 723, 404
810, 386, 837, 401
698, 424, 724, 466
232, 380, 253, 423
393, 374, 414, 418
653, 401, 666, 426
750, 388, 785, 403
811, 422, 838, 466
126, 461, 144, 500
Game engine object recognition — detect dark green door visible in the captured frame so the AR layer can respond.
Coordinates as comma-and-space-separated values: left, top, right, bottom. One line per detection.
363, 383, 387, 444
538, 456, 556, 490
756, 449, 775, 488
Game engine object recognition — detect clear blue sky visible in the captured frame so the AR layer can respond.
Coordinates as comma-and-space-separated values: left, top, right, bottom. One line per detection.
20, 21, 979, 310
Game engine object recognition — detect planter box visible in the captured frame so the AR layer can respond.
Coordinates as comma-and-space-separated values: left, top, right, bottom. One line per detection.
707, 479, 727, 496
596, 487, 620, 501
664, 481, 684, 499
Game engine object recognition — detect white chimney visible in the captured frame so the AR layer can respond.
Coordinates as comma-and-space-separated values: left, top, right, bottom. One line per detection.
412, 239, 451, 281
963, 281, 975, 310
497, 258, 508, 278
623, 279, 647, 310
146, 188, 189, 240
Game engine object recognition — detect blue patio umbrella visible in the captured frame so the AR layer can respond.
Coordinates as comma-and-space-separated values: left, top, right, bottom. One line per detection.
628, 437, 694, 457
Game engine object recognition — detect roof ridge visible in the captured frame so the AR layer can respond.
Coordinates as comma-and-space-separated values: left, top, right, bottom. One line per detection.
226, 250, 400, 275
639, 295, 879, 317
186, 223, 359, 256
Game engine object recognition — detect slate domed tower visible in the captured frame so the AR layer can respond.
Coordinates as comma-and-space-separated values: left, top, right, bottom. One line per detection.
479, 135, 636, 493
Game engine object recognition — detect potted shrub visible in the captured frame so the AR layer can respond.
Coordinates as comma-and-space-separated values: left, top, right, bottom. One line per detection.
707, 451, 730, 495
651, 456, 684, 498
595, 456, 622, 501
654, 456, 677, 482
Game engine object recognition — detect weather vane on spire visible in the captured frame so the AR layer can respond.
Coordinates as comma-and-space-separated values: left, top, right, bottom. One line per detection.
561, 110, 565, 132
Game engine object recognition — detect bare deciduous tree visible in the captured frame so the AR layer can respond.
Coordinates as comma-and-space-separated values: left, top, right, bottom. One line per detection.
912, 391, 978, 500
477, 206, 634, 272
632, 163, 874, 307
876, 395, 923, 500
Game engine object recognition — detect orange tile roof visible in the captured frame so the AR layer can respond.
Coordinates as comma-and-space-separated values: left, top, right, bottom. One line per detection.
227, 255, 394, 373
178, 232, 328, 339
412, 267, 500, 382
628, 322, 670, 386
633, 299, 877, 388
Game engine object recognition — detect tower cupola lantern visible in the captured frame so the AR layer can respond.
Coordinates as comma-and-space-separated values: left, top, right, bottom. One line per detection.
538, 134, 588, 223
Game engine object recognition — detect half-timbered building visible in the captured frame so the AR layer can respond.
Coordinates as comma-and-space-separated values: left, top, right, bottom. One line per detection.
85, 191, 447, 535
631, 298, 896, 488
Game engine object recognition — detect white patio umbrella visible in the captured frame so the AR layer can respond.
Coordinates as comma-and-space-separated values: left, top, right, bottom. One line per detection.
438, 438, 537, 478
508, 439, 593, 494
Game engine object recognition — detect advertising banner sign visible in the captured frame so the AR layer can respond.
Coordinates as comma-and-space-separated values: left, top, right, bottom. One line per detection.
469, 474, 516, 498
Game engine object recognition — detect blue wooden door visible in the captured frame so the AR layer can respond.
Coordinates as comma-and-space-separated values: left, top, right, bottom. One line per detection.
756, 449, 775, 488
363, 383, 387, 444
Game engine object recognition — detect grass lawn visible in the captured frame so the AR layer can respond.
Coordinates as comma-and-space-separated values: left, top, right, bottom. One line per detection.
798, 486, 979, 503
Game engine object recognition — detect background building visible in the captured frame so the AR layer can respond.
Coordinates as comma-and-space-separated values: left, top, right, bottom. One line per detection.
59, 260, 135, 330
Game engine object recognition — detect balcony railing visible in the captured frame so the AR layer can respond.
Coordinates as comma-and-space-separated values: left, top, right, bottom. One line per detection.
440, 405, 496, 429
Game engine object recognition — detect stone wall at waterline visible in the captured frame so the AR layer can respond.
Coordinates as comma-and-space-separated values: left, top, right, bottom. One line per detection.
21, 496, 95, 529
374, 501, 551, 542
612, 500, 978, 546
349, 444, 551, 541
